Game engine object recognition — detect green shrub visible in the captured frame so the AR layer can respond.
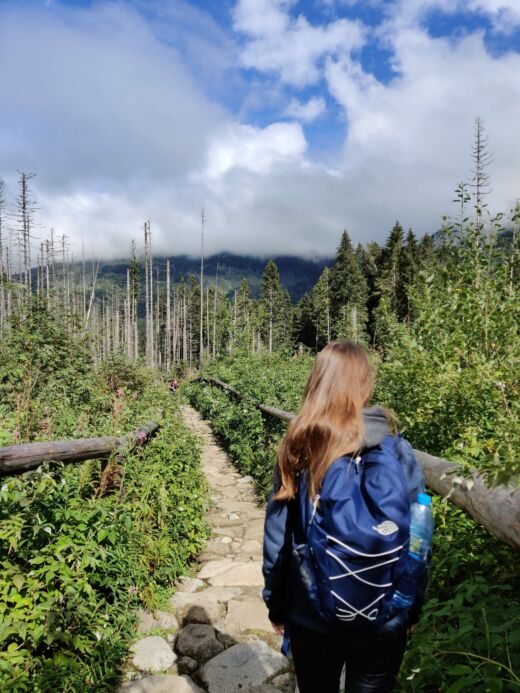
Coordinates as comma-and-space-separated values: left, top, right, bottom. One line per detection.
0, 308, 208, 690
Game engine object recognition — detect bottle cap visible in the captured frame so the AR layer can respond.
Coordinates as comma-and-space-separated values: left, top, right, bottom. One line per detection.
417, 493, 432, 506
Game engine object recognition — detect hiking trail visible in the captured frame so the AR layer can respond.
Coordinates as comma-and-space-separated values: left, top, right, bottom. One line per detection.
118, 405, 295, 693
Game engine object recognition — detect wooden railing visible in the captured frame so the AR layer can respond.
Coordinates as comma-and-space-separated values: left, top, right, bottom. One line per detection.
199, 376, 520, 552
0, 420, 160, 477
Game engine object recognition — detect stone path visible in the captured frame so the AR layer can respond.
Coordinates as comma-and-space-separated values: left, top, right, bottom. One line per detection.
119, 405, 294, 693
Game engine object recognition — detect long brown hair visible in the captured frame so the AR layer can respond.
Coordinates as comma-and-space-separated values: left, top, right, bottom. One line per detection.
274, 341, 373, 501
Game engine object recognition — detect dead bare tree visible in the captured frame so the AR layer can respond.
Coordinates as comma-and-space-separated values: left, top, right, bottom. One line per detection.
15, 171, 37, 295
471, 117, 493, 230
165, 258, 172, 371
144, 221, 154, 366
200, 209, 205, 365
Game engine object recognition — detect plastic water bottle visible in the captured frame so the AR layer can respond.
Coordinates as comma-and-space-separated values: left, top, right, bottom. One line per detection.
387, 493, 434, 610
409, 493, 434, 560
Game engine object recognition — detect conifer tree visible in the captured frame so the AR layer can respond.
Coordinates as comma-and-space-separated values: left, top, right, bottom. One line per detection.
417, 233, 437, 274
377, 221, 404, 317
311, 266, 332, 348
234, 279, 254, 352
330, 230, 367, 340
356, 241, 381, 342
260, 260, 292, 353
292, 292, 315, 350
398, 228, 418, 320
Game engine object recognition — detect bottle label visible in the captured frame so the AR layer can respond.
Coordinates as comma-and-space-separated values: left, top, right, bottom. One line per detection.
409, 535, 424, 556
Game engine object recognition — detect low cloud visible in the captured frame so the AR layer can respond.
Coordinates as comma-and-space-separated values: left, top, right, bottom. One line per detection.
0, 0, 519, 264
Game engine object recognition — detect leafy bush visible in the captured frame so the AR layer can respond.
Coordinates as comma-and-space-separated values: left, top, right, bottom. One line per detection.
0, 299, 111, 443
0, 308, 208, 691
374, 222, 519, 486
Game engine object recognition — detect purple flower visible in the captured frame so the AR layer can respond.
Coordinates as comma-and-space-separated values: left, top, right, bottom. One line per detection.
136, 430, 147, 444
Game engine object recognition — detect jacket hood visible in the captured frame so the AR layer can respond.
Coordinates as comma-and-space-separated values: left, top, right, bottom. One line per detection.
362, 406, 391, 448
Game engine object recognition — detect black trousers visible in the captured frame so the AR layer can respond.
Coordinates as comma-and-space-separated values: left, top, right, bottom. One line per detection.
290, 623, 408, 693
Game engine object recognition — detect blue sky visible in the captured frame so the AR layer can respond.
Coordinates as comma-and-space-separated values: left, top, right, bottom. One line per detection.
1, 0, 520, 258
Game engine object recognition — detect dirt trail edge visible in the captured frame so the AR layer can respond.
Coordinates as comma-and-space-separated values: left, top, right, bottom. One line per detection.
119, 405, 295, 693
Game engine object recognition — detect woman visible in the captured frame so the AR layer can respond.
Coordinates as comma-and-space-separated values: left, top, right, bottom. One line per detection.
262, 341, 426, 693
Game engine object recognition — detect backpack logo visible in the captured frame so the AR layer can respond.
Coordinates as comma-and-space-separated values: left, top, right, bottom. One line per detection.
373, 520, 399, 536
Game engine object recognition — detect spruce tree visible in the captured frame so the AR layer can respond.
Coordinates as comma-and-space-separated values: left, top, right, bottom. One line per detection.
235, 279, 254, 352
293, 292, 317, 350
260, 260, 292, 353
377, 221, 404, 318
311, 266, 332, 349
330, 230, 367, 340
357, 241, 381, 342
398, 228, 418, 320
417, 233, 437, 273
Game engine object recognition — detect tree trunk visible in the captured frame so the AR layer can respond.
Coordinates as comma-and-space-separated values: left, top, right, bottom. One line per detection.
0, 420, 160, 477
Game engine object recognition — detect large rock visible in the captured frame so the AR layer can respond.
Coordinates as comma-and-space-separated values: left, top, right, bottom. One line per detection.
135, 610, 179, 634
182, 601, 224, 626
210, 475, 237, 488
175, 624, 224, 663
131, 636, 176, 673
200, 541, 231, 557
197, 559, 235, 580
177, 656, 198, 675
212, 525, 244, 538
244, 519, 265, 542
169, 587, 240, 624
136, 609, 159, 634
271, 672, 297, 692
177, 577, 204, 593
155, 611, 180, 632
170, 586, 240, 610
119, 675, 203, 692
208, 562, 263, 587
238, 540, 262, 556
199, 640, 287, 693
222, 598, 272, 635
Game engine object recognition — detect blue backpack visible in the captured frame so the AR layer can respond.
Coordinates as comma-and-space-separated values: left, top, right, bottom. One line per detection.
291, 434, 424, 628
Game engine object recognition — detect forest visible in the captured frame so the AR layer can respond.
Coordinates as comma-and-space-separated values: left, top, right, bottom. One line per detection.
0, 149, 519, 690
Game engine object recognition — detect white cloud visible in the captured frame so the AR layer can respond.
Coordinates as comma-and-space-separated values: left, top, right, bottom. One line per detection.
1, 0, 520, 264
324, 25, 520, 229
384, 0, 520, 32
468, 0, 520, 30
233, 0, 366, 86
203, 121, 308, 178
283, 96, 327, 121
0, 3, 226, 187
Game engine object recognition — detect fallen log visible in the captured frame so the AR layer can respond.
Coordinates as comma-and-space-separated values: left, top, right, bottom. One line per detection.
199, 375, 520, 552
0, 420, 160, 477
202, 376, 295, 423
415, 451, 519, 552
